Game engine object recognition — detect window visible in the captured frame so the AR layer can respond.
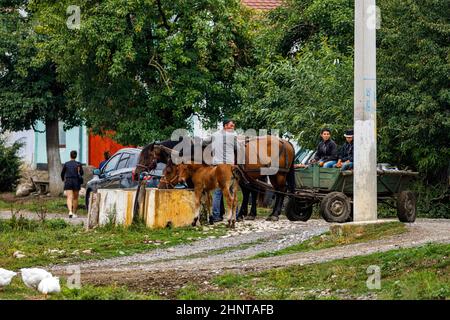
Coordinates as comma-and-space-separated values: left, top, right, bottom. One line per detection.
128, 154, 138, 168
116, 154, 130, 170
103, 154, 120, 173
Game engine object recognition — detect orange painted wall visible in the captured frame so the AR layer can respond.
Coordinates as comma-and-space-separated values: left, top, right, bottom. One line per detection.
88, 131, 132, 168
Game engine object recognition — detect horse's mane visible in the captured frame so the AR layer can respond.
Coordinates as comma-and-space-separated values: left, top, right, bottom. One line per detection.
140, 142, 155, 164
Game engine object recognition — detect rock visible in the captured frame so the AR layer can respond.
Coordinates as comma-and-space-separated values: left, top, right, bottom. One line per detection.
15, 183, 34, 197
13, 251, 26, 259
82, 249, 93, 255
46, 249, 65, 255
167, 248, 175, 253
79, 188, 86, 197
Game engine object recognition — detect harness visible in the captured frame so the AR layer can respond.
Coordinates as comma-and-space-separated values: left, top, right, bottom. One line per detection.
159, 173, 179, 189
238, 137, 291, 173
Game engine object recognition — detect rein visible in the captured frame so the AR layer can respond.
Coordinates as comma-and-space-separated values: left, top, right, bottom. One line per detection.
136, 163, 151, 170
159, 173, 179, 188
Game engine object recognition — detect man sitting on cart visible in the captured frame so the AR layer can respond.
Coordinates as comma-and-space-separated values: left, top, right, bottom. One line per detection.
335, 129, 354, 171
309, 128, 338, 168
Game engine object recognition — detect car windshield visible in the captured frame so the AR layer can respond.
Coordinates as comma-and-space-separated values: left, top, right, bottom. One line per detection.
295, 147, 314, 165
128, 153, 139, 168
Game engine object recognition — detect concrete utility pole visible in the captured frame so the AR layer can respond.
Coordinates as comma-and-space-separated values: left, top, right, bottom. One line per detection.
353, 0, 378, 221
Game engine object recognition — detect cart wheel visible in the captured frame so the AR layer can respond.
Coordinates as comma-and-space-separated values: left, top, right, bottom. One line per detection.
320, 192, 351, 223
285, 197, 313, 222
397, 190, 416, 222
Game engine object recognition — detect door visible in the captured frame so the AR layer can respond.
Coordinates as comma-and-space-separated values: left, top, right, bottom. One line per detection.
99, 153, 122, 189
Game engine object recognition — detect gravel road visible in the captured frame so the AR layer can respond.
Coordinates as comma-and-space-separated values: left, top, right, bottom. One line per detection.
0, 211, 85, 225
47, 218, 450, 295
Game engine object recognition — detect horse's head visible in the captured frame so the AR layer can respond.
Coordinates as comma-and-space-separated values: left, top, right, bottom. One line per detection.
135, 143, 157, 180
177, 163, 192, 184
158, 159, 179, 189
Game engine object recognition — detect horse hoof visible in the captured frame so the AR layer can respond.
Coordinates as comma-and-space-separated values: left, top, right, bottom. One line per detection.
266, 215, 279, 222
246, 215, 256, 221
236, 216, 244, 222
231, 221, 236, 229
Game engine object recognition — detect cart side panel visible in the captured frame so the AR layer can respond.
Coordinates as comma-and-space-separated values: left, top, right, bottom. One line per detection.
377, 174, 416, 194
318, 168, 342, 190
332, 174, 354, 194
295, 167, 341, 190
295, 168, 313, 188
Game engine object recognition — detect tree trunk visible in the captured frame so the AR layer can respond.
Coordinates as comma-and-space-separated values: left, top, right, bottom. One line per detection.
46, 118, 63, 196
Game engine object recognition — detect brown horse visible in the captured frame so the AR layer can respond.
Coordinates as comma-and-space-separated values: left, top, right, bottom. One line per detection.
237, 135, 295, 221
138, 135, 295, 222
162, 163, 239, 228
133, 138, 192, 220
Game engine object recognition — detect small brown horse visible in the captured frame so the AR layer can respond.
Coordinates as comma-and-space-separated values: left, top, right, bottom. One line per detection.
163, 163, 239, 228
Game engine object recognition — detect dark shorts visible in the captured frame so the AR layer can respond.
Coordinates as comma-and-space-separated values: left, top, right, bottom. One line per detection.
64, 177, 81, 191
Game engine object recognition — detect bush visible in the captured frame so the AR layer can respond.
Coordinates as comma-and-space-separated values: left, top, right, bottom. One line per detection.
414, 182, 450, 219
0, 137, 23, 192
45, 218, 70, 230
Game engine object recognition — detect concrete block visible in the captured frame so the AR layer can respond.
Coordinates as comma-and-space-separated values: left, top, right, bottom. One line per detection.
98, 189, 136, 227
95, 188, 196, 229
143, 189, 196, 229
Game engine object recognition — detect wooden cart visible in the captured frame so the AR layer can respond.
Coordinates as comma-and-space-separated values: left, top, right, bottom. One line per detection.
285, 165, 419, 223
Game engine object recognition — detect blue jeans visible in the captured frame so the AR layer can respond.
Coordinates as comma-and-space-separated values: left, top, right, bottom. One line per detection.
341, 162, 353, 171
323, 160, 337, 168
212, 188, 239, 221
212, 189, 223, 221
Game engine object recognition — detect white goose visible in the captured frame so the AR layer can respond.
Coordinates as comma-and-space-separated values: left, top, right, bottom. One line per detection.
38, 276, 61, 297
20, 268, 52, 289
0, 268, 17, 288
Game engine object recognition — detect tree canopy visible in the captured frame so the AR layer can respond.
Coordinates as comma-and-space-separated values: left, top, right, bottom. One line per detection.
32, 0, 256, 145
233, 0, 450, 181
0, 1, 81, 132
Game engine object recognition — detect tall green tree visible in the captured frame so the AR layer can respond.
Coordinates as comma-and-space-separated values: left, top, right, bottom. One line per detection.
0, 0, 82, 195
234, 0, 450, 182
32, 0, 256, 145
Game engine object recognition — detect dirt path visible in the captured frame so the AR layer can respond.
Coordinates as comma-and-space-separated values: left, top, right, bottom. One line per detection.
49, 218, 450, 296
0, 211, 86, 225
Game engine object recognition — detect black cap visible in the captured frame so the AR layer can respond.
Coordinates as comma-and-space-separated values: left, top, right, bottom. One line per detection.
223, 119, 234, 126
344, 129, 354, 137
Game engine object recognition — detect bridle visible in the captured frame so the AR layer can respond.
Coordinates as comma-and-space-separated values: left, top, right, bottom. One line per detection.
158, 173, 180, 189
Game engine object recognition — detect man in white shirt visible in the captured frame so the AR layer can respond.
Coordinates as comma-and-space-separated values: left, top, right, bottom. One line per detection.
203, 119, 239, 223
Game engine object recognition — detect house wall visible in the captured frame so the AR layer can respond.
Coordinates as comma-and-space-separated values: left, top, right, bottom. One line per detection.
34, 121, 88, 166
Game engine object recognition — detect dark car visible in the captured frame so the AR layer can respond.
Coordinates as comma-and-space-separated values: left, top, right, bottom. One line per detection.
85, 148, 168, 210
85, 148, 140, 210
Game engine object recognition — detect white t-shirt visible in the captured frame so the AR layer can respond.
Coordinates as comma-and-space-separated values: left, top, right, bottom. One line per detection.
204, 130, 237, 165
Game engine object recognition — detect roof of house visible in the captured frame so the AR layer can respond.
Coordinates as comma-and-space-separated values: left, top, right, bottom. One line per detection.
241, 0, 283, 10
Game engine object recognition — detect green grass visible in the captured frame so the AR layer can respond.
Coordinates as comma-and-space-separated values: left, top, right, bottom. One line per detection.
0, 276, 160, 300
0, 217, 227, 270
176, 243, 450, 300
0, 196, 88, 215
251, 221, 407, 259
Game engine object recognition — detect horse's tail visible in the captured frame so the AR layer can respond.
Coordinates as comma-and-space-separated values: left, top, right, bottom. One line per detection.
286, 141, 296, 193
